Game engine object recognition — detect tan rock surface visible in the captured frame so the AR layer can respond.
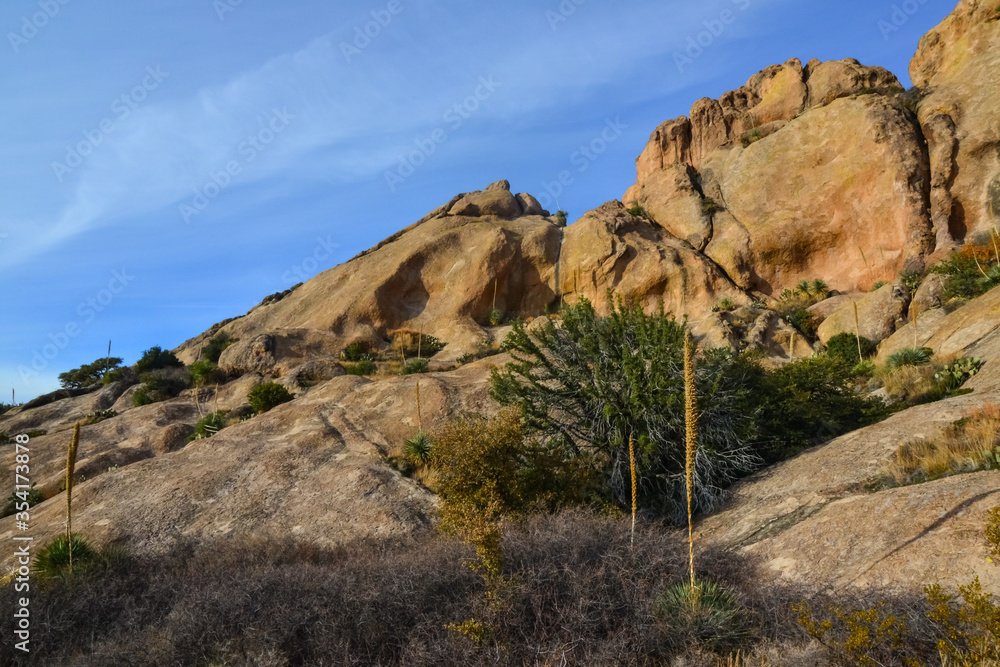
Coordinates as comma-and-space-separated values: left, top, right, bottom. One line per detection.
912, 0, 1000, 241
0, 358, 508, 572
719, 96, 932, 294
557, 201, 741, 316
815, 283, 910, 344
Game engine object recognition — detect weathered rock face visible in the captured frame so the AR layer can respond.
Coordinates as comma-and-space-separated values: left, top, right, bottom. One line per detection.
175, 194, 564, 367
627, 58, 900, 179
815, 283, 911, 345
625, 59, 932, 296
557, 201, 741, 316
911, 0, 1000, 243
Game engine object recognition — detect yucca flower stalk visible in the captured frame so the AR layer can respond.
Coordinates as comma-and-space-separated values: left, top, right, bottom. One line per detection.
629, 433, 637, 546
853, 302, 862, 362
66, 422, 80, 573
684, 332, 699, 599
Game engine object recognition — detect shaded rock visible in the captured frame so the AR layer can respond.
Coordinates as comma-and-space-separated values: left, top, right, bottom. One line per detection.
816, 283, 910, 344
911, 0, 1000, 242
622, 164, 711, 251
151, 423, 196, 455
913, 273, 948, 312
515, 192, 548, 217
219, 334, 277, 375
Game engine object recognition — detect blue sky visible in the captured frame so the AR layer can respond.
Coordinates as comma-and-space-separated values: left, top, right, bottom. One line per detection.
0, 0, 957, 402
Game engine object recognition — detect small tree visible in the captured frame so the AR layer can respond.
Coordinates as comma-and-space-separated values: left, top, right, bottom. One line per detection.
134, 346, 183, 373
58, 357, 124, 389
490, 296, 761, 521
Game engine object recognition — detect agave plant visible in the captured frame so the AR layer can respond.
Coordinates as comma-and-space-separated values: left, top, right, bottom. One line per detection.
404, 432, 433, 466
887, 347, 934, 370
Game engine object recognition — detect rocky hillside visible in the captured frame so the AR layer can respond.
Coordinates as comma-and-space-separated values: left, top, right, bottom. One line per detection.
2, 0, 998, 599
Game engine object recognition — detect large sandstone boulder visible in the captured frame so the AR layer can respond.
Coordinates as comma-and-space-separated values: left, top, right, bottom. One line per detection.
625, 57, 900, 183
557, 201, 742, 316
175, 185, 564, 366
717, 96, 932, 294
816, 283, 911, 345
625, 59, 929, 297
911, 0, 1000, 244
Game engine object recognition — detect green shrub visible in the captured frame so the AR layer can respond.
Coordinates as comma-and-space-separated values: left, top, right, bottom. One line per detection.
190, 359, 227, 387
133, 368, 190, 407
626, 203, 652, 220
887, 347, 934, 370
488, 309, 504, 326
785, 309, 819, 339
700, 198, 723, 216
200, 334, 237, 363
58, 356, 124, 389
1, 482, 44, 519
102, 366, 138, 386
826, 333, 876, 365
80, 409, 117, 426
24, 429, 47, 438
247, 383, 294, 414
931, 247, 1000, 301
135, 346, 184, 373
342, 342, 370, 362
753, 355, 888, 462
490, 297, 762, 519
345, 358, 377, 376
191, 411, 227, 440
711, 298, 736, 313
653, 580, 748, 651
0, 402, 15, 415
554, 210, 568, 226
401, 358, 429, 375
870, 281, 888, 291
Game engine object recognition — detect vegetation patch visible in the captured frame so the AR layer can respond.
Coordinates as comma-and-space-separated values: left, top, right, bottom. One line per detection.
191, 411, 228, 441
1, 482, 43, 519
58, 356, 123, 389
79, 409, 118, 426
626, 203, 652, 220
877, 403, 1000, 488
826, 332, 876, 365
133, 368, 190, 407
344, 358, 377, 376
247, 383, 294, 414
200, 333, 237, 363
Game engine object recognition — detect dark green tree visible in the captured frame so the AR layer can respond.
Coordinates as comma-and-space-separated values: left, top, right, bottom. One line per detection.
134, 346, 183, 373
489, 297, 762, 520
58, 357, 124, 389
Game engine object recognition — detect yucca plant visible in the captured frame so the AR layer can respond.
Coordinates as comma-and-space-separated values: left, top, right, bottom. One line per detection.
404, 432, 433, 466
812, 279, 829, 296
653, 579, 748, 650
684, 332, 698, 596
33, 533, 97, 581
65, 422, 80, 573
887, 346, 934, 370
629, 433, 637, 546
